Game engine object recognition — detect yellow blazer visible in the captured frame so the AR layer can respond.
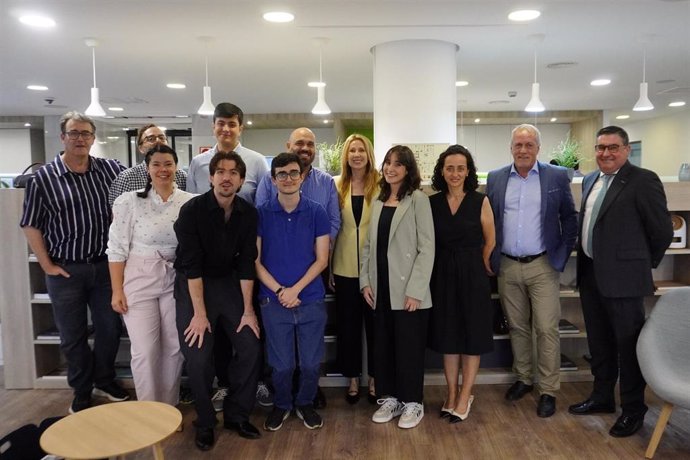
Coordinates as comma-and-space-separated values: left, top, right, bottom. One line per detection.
332, 176, 377, 278
359, 189, 435, 310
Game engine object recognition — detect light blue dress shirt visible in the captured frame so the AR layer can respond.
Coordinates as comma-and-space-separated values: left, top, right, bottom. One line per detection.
502, 162, 545, 257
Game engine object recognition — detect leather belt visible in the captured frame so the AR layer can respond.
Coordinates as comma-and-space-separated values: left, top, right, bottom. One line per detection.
501, 251, 546, 264
53, 255, 107, 265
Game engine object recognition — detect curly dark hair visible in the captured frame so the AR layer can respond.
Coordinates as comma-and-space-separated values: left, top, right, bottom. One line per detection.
378, 145, 422, 202
431, 145, 479, 193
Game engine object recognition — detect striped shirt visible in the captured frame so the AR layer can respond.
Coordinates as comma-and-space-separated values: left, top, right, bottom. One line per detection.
20, 153, 126, 261
108, 161, 187, 206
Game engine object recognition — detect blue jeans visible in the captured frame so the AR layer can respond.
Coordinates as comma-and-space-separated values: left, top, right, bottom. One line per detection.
46, 260, 122, 396
260, 298, 326, 410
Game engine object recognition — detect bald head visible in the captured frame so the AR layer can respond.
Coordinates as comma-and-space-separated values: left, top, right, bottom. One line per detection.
287, 127, 317, 168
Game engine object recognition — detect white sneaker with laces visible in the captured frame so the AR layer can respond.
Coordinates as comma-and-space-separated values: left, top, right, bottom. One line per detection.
372, 397, 403, 423
398, 402, 424, 429
212, 387, 228, 413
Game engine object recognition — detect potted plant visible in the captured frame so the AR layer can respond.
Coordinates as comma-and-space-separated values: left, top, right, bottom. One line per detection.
317, 139, 344, 176
549, 134, 582, 179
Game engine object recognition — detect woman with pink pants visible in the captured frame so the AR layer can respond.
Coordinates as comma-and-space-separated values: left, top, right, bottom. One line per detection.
107, 144, 194, 405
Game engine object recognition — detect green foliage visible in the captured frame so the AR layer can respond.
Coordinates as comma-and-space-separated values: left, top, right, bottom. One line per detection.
318, 139, 344, 175
550, 134, 582, 169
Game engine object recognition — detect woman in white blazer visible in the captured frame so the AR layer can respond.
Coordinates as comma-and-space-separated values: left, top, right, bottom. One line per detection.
360, 145, 434, 429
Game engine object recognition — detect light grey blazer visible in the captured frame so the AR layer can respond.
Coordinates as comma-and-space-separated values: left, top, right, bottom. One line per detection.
359, 189, 435, 310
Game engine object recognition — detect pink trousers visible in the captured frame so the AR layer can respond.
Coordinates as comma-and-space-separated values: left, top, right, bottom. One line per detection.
122, 254, 182, 405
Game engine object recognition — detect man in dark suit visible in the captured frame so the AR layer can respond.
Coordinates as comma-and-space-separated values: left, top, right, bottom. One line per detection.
486, 124, 578, 418
569, 126, 673, 438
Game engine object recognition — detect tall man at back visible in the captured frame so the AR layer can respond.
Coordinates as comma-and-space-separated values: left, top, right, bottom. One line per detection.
20, 111, 129, 414
187, 102, 268, 202
569, 126, 672, 438
486, 123, 578, 418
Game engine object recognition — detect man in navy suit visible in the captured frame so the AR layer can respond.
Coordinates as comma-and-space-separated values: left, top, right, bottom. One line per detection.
486, 124, 578, 418
569, 126, 672, 438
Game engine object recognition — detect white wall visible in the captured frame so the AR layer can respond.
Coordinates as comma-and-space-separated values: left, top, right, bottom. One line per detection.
614, 108, 690, 177
241, 128, 337, 167
457, 123, 571, 172
0, 129, 32, 174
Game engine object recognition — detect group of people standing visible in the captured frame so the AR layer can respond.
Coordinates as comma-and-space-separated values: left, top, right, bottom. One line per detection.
20, 105, 672, 452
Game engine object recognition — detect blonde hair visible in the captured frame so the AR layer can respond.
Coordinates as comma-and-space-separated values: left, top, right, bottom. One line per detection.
337, 134, 379, 208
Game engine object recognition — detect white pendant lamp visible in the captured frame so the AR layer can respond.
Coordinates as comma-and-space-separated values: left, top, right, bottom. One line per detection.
633, 50, 654, 111
84, 39, 106, 117
525, 50, 545, 113
310, 39, 331, 115
197, 55, 215, 115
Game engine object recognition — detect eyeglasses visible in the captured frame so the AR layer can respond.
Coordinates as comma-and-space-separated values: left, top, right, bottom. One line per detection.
595, 144, 622, 153
142, 134, 167, 143
64, 131, 95, 140
274, 170, 301, 181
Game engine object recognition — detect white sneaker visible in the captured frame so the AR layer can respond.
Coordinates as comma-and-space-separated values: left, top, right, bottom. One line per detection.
398, 402, 424, 429
211, 387, 228, 413
372, 397, 403, 423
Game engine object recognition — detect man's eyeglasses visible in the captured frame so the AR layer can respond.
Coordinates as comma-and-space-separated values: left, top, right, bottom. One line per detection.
274, 170, 301, 181
142, 134, 167, 143
595, 144, 622, 153
64, 131, 95, 140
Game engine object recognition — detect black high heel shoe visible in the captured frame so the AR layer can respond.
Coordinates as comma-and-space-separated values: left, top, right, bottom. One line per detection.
345, 378, 360, 405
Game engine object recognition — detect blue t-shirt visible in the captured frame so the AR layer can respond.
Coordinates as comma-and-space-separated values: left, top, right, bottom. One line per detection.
257, 195, 330, 303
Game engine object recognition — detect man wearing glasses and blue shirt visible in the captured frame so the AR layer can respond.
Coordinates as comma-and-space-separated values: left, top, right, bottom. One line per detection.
21, 112, 129, 414
256, 152, 330, 432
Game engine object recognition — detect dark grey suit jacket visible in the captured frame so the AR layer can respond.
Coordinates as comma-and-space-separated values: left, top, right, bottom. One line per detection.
576, 161, 673, 298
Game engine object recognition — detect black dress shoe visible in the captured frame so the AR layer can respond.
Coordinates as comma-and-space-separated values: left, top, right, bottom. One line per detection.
367, 391, 378, 405
609, 414, 644, 437
195, 427, 215, 451
568, 399, 616, 415
537, 394, 556, 418
224, 421, 261, 439
505, 381, 534, 401
313, 386, 327, 409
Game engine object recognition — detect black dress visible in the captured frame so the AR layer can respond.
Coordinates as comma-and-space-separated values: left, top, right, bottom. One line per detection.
428, 190, 494, 355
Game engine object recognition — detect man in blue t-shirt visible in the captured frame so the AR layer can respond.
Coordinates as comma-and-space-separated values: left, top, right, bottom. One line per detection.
256, 152, 330, 432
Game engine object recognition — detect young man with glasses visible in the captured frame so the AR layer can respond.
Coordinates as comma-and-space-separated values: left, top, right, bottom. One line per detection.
108, 124, 187, 206
256, 152, 330, 431
569, 126, 673, 438
21, 111, 129, 414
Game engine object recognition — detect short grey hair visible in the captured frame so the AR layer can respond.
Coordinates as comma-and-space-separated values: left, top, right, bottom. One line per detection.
511, 123, 541, 146
60, 111, 96, 134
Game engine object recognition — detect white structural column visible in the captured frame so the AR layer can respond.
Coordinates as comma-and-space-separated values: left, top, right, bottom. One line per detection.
372, 40, 458, 166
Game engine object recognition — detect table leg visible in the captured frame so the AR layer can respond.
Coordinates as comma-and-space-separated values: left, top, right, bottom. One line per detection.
152, 442, 165, 460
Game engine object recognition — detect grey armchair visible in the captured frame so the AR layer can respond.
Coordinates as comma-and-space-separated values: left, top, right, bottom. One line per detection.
637, 287, 690, 458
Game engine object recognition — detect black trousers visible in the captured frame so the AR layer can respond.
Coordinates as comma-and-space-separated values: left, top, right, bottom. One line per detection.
374, 303, 429, 403
579, 256, 647, 416
175, 272, 261, 428
334, 275, 375, 379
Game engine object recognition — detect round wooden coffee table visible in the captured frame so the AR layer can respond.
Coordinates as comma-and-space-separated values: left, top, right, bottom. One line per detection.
40, 400, 182, 459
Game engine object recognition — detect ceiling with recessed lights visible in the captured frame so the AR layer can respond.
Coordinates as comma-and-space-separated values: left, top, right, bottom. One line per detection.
1, 0, 688, 125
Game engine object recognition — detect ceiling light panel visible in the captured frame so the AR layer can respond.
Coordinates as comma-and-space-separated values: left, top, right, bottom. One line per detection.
19, 15, 56, 28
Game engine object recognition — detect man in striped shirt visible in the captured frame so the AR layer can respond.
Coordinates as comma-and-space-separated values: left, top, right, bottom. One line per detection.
20, 112, 129, 414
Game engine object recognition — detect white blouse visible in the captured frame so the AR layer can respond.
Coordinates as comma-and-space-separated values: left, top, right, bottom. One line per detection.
107, 185, 196, 262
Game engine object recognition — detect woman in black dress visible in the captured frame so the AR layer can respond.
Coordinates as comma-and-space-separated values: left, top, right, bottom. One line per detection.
428, 145, 495, 423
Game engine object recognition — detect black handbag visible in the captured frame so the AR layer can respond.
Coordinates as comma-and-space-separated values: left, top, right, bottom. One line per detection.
13, 163, 43, 188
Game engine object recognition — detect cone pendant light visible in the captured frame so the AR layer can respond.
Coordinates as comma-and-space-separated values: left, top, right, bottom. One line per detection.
633, 50, 654, 111
84, 39, 106, 117
525, 50, 545, 113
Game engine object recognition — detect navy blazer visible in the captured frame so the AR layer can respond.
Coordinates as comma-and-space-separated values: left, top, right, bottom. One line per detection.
576, 161, 672, 298
486, 161, 578, 275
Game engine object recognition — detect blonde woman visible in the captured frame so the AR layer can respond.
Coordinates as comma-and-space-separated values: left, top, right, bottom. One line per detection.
332, 134, 380, 404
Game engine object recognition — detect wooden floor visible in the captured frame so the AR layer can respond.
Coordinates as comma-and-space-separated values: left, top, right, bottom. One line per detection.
2, 368, 689, 459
